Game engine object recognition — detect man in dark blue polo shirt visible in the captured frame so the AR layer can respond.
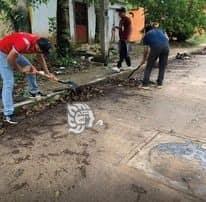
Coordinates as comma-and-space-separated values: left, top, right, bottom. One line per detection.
140, 25, 169, 88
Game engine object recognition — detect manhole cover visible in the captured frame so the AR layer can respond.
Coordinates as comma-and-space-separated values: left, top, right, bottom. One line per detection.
128, 133, 206, 199
150, 141, 206, 192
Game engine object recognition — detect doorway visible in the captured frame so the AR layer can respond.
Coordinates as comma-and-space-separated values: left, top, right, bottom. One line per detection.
75, 2, 88, 43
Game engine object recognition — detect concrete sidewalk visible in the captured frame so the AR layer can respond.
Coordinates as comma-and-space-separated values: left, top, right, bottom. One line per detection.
36, 43, 206, 91
33, 43, 206, 94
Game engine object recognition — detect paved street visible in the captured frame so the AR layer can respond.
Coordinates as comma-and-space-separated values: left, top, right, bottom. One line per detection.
0, 54, 206, 202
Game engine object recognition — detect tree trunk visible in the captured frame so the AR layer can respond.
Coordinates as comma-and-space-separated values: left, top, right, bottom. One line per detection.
56, 0, 71, 56
95, 4, 100, 43
99, 0, 109, 63
12, 0, 31, 32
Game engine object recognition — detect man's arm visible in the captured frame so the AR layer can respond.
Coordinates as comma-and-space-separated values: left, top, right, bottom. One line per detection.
112, 26, 119, 33
165, 32, 169, 41
161, 29, 169, 41
38, 54, 50, 74
7, 48, 32, 73
114, 26, 120, 29
37, 54, 57, 80
140, 46, 150, 66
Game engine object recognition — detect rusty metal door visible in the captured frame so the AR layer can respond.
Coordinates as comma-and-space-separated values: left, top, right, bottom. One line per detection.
74, 2, 88, 43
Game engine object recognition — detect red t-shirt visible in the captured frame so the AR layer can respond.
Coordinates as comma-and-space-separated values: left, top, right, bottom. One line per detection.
0, 32, 40, 54
119, 16, 132, 41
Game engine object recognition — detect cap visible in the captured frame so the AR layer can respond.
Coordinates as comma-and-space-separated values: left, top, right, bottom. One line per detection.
37, 38, 52, 56
116, 7, 126, 13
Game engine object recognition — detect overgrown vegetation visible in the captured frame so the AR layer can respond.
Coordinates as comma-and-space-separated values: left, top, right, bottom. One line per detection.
48, 17, 56, 35
188, 34, 206, 45
0, 0, 49, 32
47, 50, 78, 67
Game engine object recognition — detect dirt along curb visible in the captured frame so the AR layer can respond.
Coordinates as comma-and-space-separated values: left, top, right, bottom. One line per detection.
0, 45, 205, 117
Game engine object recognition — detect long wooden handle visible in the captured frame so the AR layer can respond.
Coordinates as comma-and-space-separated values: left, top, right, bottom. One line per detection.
36, 71, 59, 82
36, 71, 78, 89
128, 65, 142, 79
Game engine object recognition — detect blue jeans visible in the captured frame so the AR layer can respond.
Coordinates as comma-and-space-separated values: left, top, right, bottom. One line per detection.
0, 51, 39, 116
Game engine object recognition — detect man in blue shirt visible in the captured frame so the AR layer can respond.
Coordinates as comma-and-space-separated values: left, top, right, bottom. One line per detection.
140, 25, 169, 88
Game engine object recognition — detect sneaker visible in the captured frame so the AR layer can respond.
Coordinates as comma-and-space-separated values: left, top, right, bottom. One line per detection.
139, 84, 150, 90
156, 81, 163, 89
4, 115, 18, 125
148, 80, 157, 87
117, 61, 122, 68
120, 67, 126, 71
111, 67, 121, 73
148, 80, 156, 85
156, 84, 163, 89
120, 66, 134, 71
29, 91, 46, 98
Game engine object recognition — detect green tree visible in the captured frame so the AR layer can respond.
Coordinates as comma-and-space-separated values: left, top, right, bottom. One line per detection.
127, 0, 206, 41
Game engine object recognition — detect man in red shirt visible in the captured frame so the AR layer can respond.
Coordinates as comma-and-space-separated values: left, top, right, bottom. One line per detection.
113, 7, 132, 73
0, 32, 56, 124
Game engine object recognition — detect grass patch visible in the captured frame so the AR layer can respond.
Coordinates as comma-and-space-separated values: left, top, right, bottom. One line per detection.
169, 34, 206, 48
187, 34, 206, 45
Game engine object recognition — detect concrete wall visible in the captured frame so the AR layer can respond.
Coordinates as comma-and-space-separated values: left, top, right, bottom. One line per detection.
108, 3, 123, 42
88, 4, 96, 43
30, 1, 139, 43
31, 0, 57, 37
69, 0, 75, 42
31, 0, 96, 43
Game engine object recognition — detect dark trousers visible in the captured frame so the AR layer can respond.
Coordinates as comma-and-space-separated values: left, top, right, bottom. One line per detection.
117, 40, 131, 68
143, 46, 169, 85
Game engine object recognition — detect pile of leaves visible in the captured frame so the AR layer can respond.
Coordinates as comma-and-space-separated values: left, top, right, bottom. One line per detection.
0, 77, 144, 134
15, 84, 106, 118
16, 77, 142, 116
